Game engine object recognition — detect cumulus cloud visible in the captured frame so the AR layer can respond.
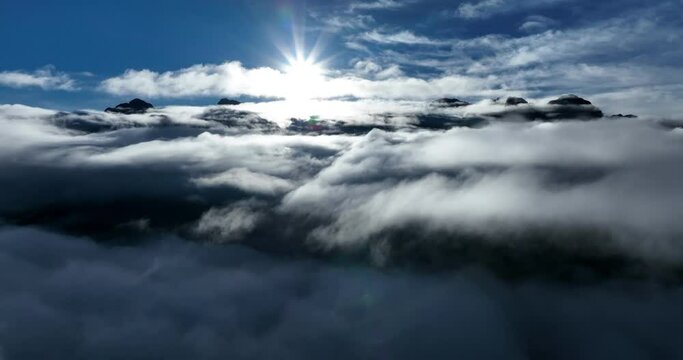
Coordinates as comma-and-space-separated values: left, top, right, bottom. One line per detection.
0, 67, 76, 90
99, 62, 287, 99
99, 61, 506, 100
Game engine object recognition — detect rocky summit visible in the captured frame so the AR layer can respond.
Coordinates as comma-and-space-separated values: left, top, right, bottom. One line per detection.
432, 98, 471, 108
505, 97, 529, 106
105, 98, 154, 114
484, 94, 604, 121
218, 98, 241, 105
548, 94, 593, 106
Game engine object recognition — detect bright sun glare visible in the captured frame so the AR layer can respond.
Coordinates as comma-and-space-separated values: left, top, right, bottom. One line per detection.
283, 56, 326, 100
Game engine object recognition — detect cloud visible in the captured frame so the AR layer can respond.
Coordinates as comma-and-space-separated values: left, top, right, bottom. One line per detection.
194, 200, 266, 242
358, 30, 447, 46
98, 2, 682, 116
519, 15, 558, 33
2, 101, 683, 275
454, 0, 568, 19
99, 62, 287, 99
1, 226, 683, 359
0, 67, 76, 90
97, 3, 683, 114
318, 14, 375, 31
3, 98, 683, 360
407, 14, 668, 74
192, 168, 296, 195
281, 121, 683, 264
0, 103, 351, 242
349, 0, 407, 12
3, 0, 683, 356
347, 7, 683, 116
99, 61, 505, 100
353, 60, 404, 79
457, 0, 505, 19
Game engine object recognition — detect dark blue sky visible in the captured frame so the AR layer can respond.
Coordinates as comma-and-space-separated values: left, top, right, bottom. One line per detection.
1, 0, 681, 114
1, 0, 270, 72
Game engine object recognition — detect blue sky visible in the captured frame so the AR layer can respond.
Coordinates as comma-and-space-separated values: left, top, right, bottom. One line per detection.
1, 0, 682, 115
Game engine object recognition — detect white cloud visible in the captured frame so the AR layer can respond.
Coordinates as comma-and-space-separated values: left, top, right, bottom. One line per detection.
353, 60, 383, 74
99, 62, 286, 99
349, 0, 407, 12
281, 121, 683, 261
195, 202, 264, 242
0, 67, 76, 90
457, 0, 504, 19
345, 41, 371, 53
353, 60, 404, 79
519, 15, 558, 33
192, 168, 296, 195
99, 61, 504, 100
454, 0, 568, 19
358, 30, 446, 46
97, 57, 683, 116
3, 100, 683, 267
319, 14, 375, 30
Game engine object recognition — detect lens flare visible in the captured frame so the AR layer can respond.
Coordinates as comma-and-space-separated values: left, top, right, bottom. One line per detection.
270, 1, 331, 100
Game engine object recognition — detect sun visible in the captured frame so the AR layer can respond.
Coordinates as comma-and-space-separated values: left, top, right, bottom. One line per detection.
285, 58, 323, 80
283, 56, 326, 100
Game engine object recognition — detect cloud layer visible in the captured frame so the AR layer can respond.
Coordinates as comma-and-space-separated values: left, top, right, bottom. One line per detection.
0, 101, 682, 275
1, 89, 683, 358
1, 226, 683, 359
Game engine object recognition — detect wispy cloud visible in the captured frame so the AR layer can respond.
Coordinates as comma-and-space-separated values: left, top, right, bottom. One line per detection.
456, 0, 504, 19
0, 67, 76, 90
519, 15, 558, 33
453, 0, 568, 19
349, 0, 407, 12
332, 4, 683, 114
320, 14, 375, 31
358, 30, 447, 46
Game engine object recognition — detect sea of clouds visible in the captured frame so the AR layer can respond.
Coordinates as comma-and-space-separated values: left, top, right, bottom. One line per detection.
1, 99, 683, 358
